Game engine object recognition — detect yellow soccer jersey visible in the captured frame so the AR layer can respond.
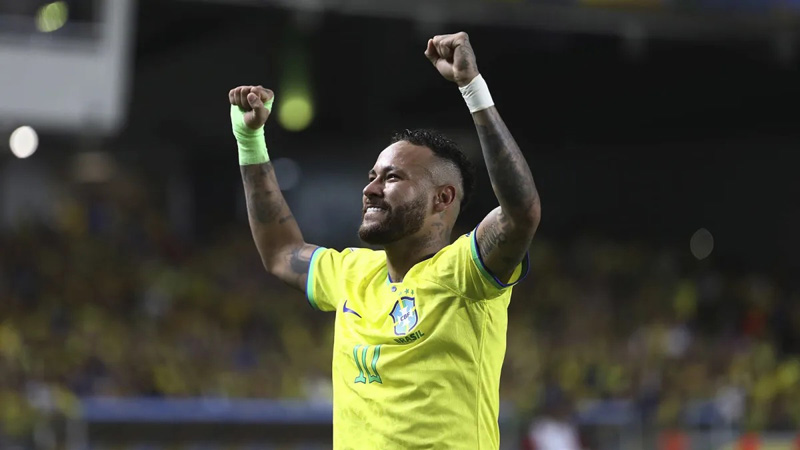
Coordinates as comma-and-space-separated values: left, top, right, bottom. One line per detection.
305, 227, 529, 450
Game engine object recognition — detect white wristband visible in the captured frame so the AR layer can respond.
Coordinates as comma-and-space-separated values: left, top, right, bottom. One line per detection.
459, 74, 494, 113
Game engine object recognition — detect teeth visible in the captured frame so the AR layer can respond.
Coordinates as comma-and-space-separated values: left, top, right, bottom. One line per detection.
367, 207, 384, 212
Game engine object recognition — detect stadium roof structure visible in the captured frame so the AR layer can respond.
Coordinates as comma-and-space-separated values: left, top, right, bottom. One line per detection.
181, 0, 800, 42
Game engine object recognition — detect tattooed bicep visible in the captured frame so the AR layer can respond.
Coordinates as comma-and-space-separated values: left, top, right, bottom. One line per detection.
475, 207, 532, 283
277, 244, 320, 293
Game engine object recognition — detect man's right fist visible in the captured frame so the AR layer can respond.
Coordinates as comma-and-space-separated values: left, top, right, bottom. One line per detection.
229, 85, 274, 130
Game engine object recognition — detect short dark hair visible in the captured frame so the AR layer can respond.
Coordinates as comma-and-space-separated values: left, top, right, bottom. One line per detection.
390, 129, 476, 210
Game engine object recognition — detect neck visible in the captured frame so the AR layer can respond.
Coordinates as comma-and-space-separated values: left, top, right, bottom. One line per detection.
384, 227, 450, 283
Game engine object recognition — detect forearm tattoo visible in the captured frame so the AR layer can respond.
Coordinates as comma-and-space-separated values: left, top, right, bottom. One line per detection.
475, 110, 539, 216
241, 163, 285, 224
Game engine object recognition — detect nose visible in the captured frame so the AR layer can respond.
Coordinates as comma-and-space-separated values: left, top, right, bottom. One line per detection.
362, 177, 383, 199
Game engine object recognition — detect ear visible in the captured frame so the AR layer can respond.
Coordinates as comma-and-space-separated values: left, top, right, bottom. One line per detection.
433, 185, 457, 213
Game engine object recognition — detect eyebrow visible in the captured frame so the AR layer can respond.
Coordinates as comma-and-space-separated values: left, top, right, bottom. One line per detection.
368, 165, 405, 177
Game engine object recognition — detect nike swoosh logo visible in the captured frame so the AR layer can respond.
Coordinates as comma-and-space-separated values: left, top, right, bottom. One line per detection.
343, 300, 362, 318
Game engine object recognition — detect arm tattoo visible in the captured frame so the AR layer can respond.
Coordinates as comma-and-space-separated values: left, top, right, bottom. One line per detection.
240, 161, 310, 293
474, 108, 539, 218
282, 244, 316, 289
289, 246, 311, 274
473, 108, 540, 280
478, 210, 523, 265
479, 211, 508, 256
241, 163, 285, 224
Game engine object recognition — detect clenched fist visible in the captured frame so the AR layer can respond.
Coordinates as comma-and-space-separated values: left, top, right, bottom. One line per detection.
424, 32, 480, 87
229, 85, 274, 130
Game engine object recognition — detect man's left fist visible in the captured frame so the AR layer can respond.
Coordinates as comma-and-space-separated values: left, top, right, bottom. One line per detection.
424, 32, 480, 87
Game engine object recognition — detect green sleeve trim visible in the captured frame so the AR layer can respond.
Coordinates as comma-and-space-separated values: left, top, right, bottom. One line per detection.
469, 225, 530, 290
305, 247, 326, 311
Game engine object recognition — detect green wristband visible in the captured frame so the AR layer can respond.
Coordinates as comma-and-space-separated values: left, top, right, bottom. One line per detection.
230, 98, 274, 165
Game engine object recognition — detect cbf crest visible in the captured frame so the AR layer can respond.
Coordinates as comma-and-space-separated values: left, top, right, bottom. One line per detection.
390, 296, 418, 336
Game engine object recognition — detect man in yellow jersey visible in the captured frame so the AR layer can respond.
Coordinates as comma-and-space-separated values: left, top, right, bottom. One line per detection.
229, 32, 541, 449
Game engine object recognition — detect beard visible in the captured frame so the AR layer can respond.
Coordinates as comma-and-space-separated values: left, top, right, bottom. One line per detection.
358, 196, 427, 245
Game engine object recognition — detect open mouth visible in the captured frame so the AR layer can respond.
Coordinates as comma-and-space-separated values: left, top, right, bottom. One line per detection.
364, 205, 388, 218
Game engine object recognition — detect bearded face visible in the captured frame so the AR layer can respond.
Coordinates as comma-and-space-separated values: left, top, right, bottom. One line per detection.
358, 194, 427, 245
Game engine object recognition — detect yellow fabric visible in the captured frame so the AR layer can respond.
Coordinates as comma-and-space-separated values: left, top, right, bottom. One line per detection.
306, 229, 529, 449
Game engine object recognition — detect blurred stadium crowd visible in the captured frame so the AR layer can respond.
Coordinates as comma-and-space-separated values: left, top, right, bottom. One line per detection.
1, 176, 799, 443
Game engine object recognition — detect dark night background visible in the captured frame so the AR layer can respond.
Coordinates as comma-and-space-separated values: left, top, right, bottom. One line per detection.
117, 1, 800, 276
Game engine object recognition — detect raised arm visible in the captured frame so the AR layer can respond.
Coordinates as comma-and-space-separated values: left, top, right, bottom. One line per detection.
471, 106, 540, 282
425, 33, 541, 283
229, 85, 319, 292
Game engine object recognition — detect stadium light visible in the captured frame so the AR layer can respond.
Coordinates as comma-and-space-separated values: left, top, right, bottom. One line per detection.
277, 30, 314, 132
277, 94, 314, 132
9, 126, 39, 159
690, 228, 714, 260
36, 1, 69, 33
